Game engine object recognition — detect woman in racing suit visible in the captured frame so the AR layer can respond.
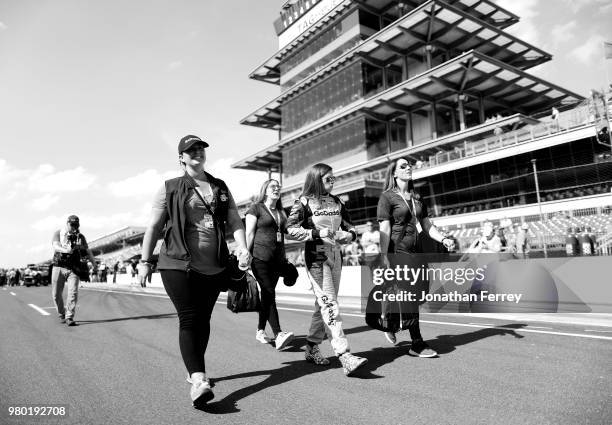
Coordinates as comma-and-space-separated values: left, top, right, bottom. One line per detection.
286, 163, 368, 376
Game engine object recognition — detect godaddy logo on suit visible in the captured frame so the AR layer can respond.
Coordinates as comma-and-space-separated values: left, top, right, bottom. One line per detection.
321, 295, 337, 326
313, 209, 340, 216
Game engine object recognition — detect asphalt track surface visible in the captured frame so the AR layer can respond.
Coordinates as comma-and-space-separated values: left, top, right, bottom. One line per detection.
1, 285, 611, 425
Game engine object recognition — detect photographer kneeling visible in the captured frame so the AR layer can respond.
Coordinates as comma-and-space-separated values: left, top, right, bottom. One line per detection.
51, 215, 97, 326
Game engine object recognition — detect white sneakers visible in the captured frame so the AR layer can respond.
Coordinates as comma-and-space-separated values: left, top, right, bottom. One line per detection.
274, 331, 295, 350
190, 378, 214, 408
255, 329, 269, 344
256, 329, 295, 350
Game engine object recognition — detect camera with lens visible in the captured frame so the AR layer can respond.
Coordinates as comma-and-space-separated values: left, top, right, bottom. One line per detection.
66, 232, 79, 248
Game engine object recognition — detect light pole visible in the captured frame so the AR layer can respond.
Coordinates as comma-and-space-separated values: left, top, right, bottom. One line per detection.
531, 159, 547, 258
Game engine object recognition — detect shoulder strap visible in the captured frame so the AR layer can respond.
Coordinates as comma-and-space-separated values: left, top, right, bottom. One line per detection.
192, 186, 215, 217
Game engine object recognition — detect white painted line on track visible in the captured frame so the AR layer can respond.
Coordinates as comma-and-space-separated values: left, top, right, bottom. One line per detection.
526, 326, 553, 329
10, 292, 16, 296
84, 287, 612, 341
469, 323, 495, 326
584, 329, 612, 333
84, 287, 169, 299
28, 304, 51, 316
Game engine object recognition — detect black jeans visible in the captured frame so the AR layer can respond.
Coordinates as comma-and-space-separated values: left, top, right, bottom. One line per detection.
251, 258, 281, 335
160, 269, 224, 375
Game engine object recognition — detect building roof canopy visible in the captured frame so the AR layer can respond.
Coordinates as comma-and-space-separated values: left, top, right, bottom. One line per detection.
250, 0, 519, 85
243, 0, 550, 130
236, 51, 583, 172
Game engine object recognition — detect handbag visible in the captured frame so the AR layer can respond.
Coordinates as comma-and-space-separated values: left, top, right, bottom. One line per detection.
227, 272, 261, 313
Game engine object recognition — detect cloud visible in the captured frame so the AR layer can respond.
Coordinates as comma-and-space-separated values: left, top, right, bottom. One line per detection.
0, 21, 6, 31
493, 0, 541, 45
0, 158, 27, 186
28, 164, 96, 193
167, 61, 183, 71
569, 34, 606, 64
206, 157, 270, 203
550, 21, 577, 48
561, 0, 610, 14
107, 169, 180, 198
29, 193, 60, 212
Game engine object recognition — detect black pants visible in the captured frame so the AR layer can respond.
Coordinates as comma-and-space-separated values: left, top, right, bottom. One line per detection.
160, 269, 223, 375
391, 250, 426, 341
251, 258, 281, 335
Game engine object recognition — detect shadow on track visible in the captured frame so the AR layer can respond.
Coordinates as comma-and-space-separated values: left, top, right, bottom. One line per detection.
76, 313, 177, 325
197, 324, 526, 413
352, 323, 527, 375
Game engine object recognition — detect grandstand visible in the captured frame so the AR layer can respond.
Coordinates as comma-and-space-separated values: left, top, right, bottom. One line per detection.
233, 0, 612, 256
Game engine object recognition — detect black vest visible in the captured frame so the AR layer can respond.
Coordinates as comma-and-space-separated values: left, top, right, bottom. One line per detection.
157, 172, 230, 272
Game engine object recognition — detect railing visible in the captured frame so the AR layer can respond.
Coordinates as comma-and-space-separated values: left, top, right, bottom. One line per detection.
425, 104, 594, 169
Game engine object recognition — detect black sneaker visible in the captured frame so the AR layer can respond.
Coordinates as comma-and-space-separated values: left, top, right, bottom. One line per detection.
408, 340, 437, 358
66, 318, 76, 326
59, 315, 66, 324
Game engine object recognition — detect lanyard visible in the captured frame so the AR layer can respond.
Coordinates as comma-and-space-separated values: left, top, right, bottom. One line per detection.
396, 190, 417, 220
264, 204, 281, 228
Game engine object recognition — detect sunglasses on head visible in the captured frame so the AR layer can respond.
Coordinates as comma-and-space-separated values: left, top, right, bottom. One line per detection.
323, 176, 336, 184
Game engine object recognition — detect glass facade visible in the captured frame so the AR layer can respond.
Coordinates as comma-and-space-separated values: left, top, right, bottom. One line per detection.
282, 117, 366, 177
280, 10, 361, 89
281, 61, 362, 135
279, 9, 389, 90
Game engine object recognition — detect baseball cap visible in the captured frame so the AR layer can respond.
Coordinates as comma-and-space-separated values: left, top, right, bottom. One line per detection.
67, 215, 80, 227
178, 135, 209, 154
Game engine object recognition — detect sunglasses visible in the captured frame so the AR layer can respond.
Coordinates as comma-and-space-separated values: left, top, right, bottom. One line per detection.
323, 176, 336, 184
268, 184, 282, 190
397, 162, 413, 170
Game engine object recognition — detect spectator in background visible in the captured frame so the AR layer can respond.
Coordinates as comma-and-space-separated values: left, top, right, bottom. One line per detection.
514, 223, 530, 259
130, 260, 138, 284
565, 227, 579, 256
552, 106, 560, 131
361, 221, 381, 268
467, 221, 502, 253
112, 261, 119, 283
51, 215, 97, 326
577, 227, 592, 256
98, 262, 107, 283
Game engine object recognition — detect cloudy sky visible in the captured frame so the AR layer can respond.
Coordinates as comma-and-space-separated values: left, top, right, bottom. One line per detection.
0, 0, 611, 267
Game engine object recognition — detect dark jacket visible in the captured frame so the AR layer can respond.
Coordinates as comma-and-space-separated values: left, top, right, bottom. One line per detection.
157, 172, 230, 272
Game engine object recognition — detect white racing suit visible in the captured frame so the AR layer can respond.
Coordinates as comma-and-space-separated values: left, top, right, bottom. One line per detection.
287, 195, 356, 356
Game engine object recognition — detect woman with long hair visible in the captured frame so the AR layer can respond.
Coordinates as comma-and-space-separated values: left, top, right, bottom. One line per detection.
286, 163, 368, 376
245, 179, 295, 350
377, 157, 454, 357
140, 135, 251, 408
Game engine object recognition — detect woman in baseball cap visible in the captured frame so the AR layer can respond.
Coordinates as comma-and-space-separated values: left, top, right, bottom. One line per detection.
140, 134, 251, 408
